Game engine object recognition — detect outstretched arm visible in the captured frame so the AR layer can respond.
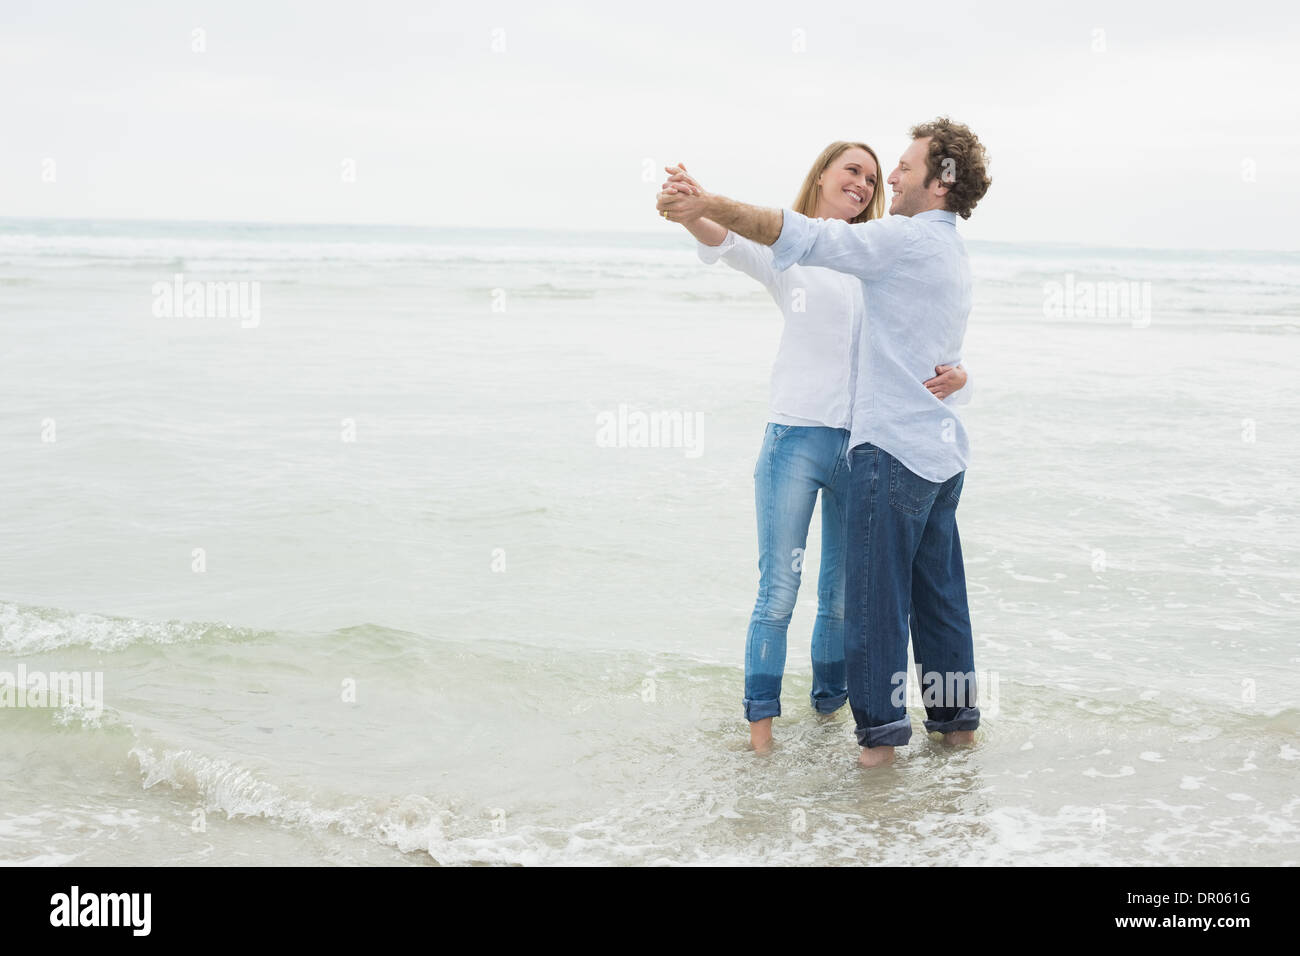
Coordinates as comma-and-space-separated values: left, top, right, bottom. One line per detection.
659, 186, 901, 280
658, 182, 783, 246
683, 195, 783, 246
680, 216, 727, 246
659, 165, 779, 288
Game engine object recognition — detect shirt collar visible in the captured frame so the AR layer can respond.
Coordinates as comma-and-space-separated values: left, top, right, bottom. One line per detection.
911, 209, 958, 225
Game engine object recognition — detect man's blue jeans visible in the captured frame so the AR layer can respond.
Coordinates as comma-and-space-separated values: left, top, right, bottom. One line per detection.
845, 442, 980, 748
744, 423, 851, 722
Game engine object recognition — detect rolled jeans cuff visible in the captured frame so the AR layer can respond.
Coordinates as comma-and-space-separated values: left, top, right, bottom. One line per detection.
745, 697, 781, 722
923, 707, 981, 735
811, 690, 847, 714
857, 714, 911, 748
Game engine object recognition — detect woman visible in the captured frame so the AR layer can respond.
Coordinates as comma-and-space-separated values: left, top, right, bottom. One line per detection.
660, 144, 969, 752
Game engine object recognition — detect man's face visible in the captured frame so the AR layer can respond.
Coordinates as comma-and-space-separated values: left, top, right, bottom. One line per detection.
886, 137, 938, 217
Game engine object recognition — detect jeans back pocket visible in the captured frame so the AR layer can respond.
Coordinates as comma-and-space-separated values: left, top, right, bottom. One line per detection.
888, 456, 941, 516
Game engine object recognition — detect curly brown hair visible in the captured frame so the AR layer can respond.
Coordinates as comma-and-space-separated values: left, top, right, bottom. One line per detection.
908, 117, 992, 219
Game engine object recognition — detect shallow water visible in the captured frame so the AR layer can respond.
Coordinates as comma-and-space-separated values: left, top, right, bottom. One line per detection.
1, 219, 1297, 865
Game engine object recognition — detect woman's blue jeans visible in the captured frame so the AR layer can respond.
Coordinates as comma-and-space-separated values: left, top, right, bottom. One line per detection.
744, 423, 851, 722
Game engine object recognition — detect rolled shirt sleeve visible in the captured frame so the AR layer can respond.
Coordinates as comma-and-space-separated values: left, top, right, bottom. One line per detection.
698, 230, 779, 290
769, 209, 810, 272
696, 232, 737, 265
770, 208, 910, 282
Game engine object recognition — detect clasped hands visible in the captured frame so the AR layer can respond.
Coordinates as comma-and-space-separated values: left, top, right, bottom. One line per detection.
656, 163, 708, 223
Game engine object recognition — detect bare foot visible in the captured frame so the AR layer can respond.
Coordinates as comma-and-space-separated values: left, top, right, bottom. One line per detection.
942, 730, 975, 747
858, 745, 896, 768
749, 717, 774, 754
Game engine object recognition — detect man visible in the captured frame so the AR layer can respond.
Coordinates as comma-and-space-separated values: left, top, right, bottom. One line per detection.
658, 118, 992, 768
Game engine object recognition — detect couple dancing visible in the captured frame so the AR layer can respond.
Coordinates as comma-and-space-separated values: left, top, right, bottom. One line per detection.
657, 117, 992, 768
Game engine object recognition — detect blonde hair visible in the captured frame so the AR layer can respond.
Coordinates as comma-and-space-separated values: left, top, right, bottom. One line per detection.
791, 141, 886, 223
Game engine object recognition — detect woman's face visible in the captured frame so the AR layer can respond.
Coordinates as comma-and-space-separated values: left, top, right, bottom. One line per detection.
816, 147, 878, 220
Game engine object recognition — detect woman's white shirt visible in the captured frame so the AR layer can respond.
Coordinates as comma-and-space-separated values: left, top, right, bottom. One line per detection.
698, 230, 861, 429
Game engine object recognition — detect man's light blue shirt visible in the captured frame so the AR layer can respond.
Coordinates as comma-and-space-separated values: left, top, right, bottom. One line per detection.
769, 208, 972, 482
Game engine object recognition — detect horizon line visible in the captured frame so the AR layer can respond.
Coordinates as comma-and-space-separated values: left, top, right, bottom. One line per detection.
0, 214, 1296, 258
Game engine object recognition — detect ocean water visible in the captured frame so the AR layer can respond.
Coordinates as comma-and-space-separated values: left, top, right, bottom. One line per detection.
1, 217, 1297, 866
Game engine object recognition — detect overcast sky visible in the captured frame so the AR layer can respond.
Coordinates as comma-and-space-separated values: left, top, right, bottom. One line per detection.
3, 0, 1297, 249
